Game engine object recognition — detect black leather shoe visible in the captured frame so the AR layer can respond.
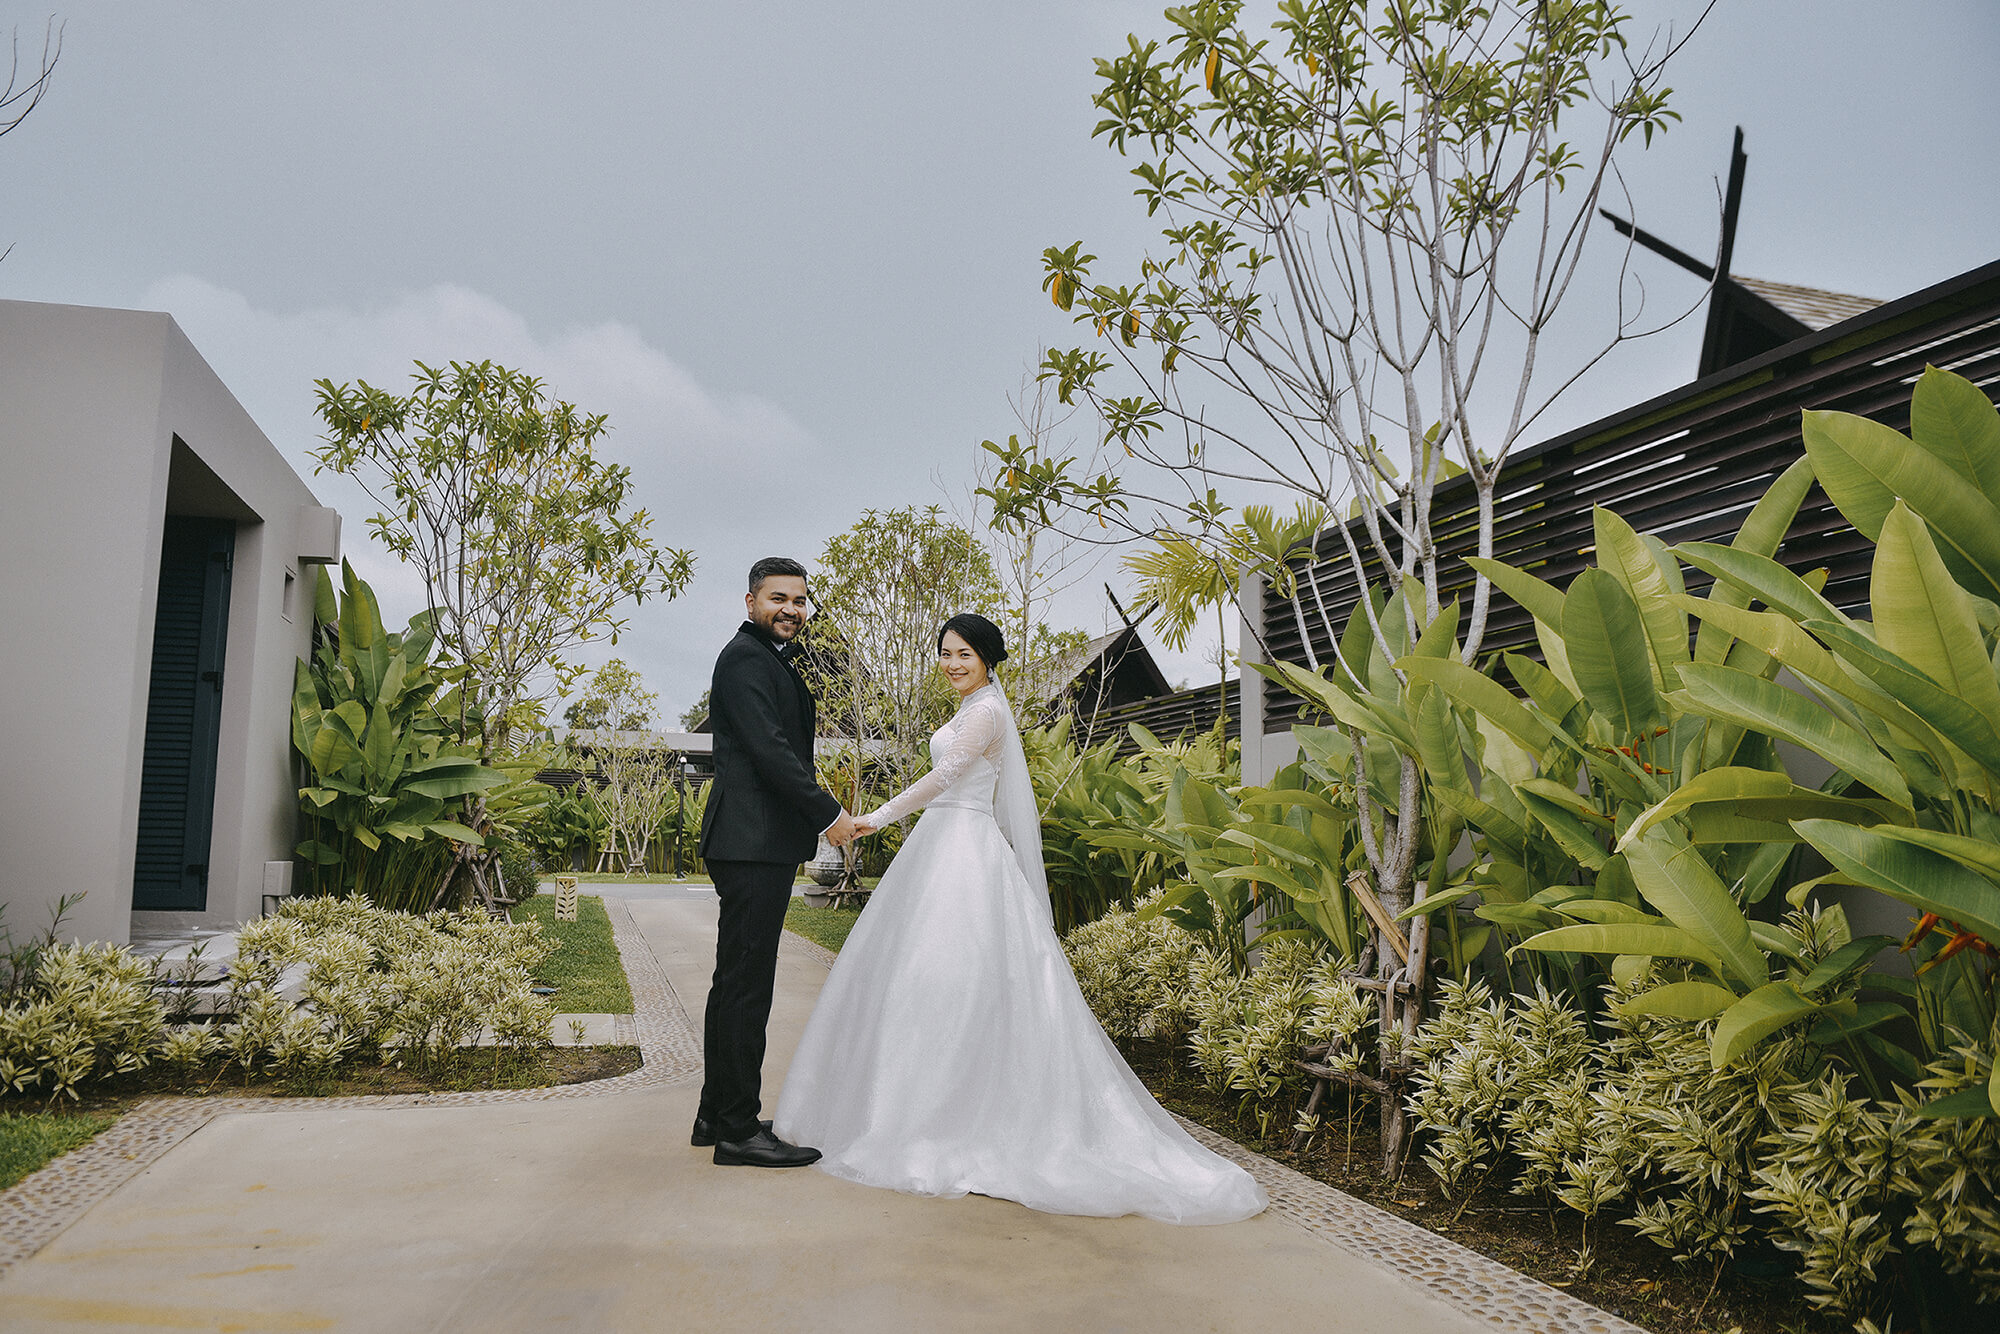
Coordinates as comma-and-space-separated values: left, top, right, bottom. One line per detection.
713, 1128, 822, 1168
691, 1117, 770, 1148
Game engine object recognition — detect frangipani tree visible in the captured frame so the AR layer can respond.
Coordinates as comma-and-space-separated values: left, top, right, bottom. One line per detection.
986, 0, 1703, 1165
314, 360, 693, 762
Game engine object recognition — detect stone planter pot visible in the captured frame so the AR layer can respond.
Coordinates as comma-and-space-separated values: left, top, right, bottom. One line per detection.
807, 837, 847, 888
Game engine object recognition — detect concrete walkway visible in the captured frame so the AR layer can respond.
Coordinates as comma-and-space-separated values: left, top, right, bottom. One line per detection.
0, 895, 1618, 1334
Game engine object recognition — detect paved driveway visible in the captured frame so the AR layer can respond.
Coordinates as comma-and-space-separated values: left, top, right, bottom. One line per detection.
0, 894, 1620, 1333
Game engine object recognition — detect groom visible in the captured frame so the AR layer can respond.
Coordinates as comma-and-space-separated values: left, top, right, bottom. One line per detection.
693, 556, 856, 1168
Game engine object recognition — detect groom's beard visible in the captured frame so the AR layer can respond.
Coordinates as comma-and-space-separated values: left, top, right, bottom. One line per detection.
756, 610, 805, 641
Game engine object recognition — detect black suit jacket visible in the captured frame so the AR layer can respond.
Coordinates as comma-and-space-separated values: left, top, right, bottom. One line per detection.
698, 621, 843, 865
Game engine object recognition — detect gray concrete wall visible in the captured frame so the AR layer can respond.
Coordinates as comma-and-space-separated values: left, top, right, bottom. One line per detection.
0, 299, 336, 946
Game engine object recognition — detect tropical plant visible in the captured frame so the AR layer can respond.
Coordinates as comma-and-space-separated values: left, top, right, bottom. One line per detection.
293, 563, 509, 911
985, 0, 1703, 1168
519, 784, 601, 873
1444, 369, 2000, 1109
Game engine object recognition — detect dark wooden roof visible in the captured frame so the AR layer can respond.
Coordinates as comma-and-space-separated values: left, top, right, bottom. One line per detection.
1039, 625, 1174, 723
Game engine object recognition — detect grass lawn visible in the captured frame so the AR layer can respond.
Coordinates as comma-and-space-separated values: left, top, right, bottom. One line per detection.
784, 904, 863, 954
510, 895, 635, 1013
0, 1111, 115, 1190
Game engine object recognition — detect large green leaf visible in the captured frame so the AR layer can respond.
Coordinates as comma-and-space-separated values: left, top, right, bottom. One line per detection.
1621, 768, 1899, 849
1909, 364, 2000, 501
1670, 663, 1912, 809
1711, 981, 1824, 1068
1556, 897, 1658, 925
1431, 785, 1529, 856
1615, 979, 1737, 1020
401, 764, 508, 800
1804, 407, 2000, 603
1872, 501, 2000, 733
1620, 767, 1792, 848
1675, 542, 1846, 627
308, 725, 361, 777
1515, 921, 1725, 977
1793, 819, 2000, 944
1563, 568, 1663, 741
1911, 1086, 1998, 1119
1623, 829, 1768, 991
290, 659, 320, 757
1503, 653, 1580, 720
1253, 660, 1416, 752
1395, 656, 1554, 754
1799, 935, 1898, 994
1516, 786, 1608, 870
1411, 682, 1469, 796
1595, 507, 1690, 688
1466, 556, 1566, 629
1804, 617, 2000, 776
1862, 825, 2000, 883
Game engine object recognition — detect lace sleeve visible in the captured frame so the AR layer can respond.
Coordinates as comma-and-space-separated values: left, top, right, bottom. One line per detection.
867, 697, 1004, 826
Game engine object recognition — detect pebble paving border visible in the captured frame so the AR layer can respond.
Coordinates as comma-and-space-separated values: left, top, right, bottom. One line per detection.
1, 903, 1647, 1334
0, 897, 697, 1277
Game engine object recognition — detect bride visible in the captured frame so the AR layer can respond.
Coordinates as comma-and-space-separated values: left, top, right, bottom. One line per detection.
774, 613, 1266, 1225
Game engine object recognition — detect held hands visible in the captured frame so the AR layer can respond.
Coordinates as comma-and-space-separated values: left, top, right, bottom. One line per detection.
825, 811, 859, 848
850, 813, 882, 838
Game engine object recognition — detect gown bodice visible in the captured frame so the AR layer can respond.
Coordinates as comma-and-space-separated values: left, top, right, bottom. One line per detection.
871, 686, 1009, 823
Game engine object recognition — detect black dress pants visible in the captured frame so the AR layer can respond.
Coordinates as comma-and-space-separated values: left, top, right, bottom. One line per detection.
699, 859, 796, 1142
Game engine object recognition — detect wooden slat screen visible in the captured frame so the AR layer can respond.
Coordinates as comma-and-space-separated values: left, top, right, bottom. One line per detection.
1258, 259, 2000, 731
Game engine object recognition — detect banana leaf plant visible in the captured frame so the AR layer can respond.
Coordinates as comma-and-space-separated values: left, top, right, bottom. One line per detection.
293, 562, 507, 910
1657, 367, 2000, 1111
1082, 757, 1365, 972
1028, 717, 1175, 933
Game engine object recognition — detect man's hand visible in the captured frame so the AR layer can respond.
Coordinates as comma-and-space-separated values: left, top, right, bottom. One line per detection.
825, 811, 858, 848
850, 814, 880, 838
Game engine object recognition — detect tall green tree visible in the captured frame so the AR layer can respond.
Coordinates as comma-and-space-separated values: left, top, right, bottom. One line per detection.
809, 507, 1003, 805
986, 0, 1699, 1167
313, 360, 693, 760
561, 657, 654, 733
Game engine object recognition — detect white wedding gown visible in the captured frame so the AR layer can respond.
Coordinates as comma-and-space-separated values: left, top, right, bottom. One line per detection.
774, 683, 1266, 1225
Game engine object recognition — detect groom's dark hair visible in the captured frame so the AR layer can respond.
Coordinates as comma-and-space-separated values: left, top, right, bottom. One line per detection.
938, 613, 1008, 668
748, 556, 809, 594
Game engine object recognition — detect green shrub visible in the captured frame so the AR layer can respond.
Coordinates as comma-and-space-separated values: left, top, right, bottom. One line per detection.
0, 897, 558, 1101
0, 944, 166, 1100
493, 840, 542, 903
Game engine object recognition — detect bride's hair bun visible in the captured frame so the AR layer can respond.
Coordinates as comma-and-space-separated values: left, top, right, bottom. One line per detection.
938, 612, 1008, 667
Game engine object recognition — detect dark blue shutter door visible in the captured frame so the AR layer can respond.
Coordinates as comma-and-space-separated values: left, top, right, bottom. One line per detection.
133, 517, 234, 912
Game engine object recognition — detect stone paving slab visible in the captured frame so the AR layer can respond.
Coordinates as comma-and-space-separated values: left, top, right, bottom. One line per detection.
0, 892, 1646, 1334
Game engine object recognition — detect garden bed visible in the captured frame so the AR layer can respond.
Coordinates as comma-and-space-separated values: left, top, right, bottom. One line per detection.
1122, 1037, 1840, 1334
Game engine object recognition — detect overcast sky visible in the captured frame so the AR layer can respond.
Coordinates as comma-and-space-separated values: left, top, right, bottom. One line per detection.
4, 2, 1995, 721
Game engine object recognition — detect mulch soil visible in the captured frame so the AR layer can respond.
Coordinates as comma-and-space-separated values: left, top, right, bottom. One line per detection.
1122, 1037, 1848, 1334
0, 1046, 643, 1120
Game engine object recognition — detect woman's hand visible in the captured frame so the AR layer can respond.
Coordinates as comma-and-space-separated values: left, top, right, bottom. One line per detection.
851, 813, 882, 837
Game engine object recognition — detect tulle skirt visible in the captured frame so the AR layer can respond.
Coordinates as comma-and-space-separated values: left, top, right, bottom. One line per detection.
775, 805, 1267, 1225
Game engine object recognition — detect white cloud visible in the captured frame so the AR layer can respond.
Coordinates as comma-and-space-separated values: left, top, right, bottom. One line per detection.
143, 276, 834, 717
